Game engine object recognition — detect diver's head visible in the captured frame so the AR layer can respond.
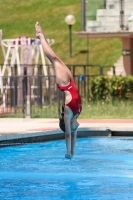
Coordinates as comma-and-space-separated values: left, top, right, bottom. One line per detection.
59, 116, 79, 133
59, 105, 79, 133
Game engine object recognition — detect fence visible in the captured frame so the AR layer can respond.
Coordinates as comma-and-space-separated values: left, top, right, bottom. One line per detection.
0, 64, 116, 117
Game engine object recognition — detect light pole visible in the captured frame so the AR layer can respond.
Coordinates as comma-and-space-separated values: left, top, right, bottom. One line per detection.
65, 14, 76, 57
81, 0, 86, 31
119, 0, 125, 30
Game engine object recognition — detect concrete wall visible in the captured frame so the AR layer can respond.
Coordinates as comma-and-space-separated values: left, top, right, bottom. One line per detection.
130, 38, 133, 74
86, 0, 133, 32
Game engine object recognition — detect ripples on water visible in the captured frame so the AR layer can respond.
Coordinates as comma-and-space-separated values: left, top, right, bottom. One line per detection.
0, 137, 133, 200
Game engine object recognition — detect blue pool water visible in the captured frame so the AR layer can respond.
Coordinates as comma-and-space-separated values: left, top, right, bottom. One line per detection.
0, 137, 133, 200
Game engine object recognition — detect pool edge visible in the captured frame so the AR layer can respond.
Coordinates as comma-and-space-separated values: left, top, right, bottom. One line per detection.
0, 127, 111, 147
0, 127, 133, 147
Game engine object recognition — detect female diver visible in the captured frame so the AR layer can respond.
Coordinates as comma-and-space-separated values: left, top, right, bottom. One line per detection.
35, 22, 82, 159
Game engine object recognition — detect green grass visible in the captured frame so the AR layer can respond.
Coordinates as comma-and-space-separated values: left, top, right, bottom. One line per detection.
1, 100, 133, 119
0, 0, 127, 119
86, 0, 104, 20
0, 0, 121, 72
79, 100, 133, 119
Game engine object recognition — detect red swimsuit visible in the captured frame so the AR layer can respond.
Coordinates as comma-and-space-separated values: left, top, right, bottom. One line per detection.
57, 79, 82, 116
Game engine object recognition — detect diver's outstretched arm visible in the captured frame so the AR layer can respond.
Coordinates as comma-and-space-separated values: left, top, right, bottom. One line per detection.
71, 129, 77, 157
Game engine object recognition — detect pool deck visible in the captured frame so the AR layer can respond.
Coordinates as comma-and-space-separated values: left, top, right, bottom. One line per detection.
0, 118, 133, 146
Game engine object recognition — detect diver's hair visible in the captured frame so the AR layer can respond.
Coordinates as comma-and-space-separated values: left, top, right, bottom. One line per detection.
59, 105, 65, 132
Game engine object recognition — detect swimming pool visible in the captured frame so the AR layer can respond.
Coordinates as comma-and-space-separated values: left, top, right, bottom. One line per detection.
0, 137, 133, 200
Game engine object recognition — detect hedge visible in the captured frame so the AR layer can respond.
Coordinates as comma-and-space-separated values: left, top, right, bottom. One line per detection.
90, 76, 133, 101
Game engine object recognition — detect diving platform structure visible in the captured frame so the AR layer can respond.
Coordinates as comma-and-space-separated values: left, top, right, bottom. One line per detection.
0, 34, 55, 107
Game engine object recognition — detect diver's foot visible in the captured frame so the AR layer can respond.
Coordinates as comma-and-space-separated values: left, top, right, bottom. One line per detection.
35, 22, 44, 38
65, 154, 72, 160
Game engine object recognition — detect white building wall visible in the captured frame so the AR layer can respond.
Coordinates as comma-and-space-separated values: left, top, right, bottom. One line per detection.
86, 0, 133, 32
